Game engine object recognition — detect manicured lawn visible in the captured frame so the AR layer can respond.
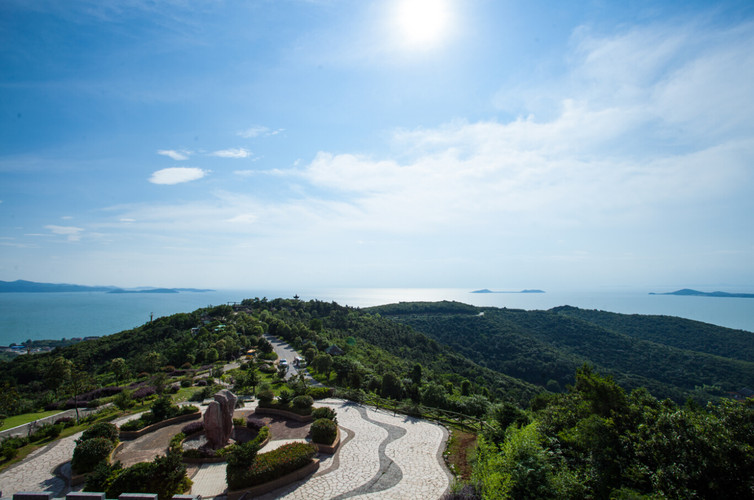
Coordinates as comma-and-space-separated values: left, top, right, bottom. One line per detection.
2, 410, 62, 430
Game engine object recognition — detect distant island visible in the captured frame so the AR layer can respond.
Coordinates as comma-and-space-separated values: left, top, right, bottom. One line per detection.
471, 288, 546, 294
0, 280, 214, 294
650, 288, 754, 299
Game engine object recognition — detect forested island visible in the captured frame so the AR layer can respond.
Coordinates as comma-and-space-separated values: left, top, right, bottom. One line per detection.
650, 288, 754, 298
0, 280, 213, 294
1, 298, 753, 498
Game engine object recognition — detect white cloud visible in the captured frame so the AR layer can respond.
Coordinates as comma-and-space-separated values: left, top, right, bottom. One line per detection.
211, 148, 252, 158
157, 149, 192, 161
237, 126, 283, 138
149, 167, 208, 185
45, 225, 84, 241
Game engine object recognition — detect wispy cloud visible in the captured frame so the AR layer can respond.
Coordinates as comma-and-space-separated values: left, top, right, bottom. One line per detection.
211, 148, 252, 158
157, 149, 192, 161
149, 167, 208, 185
45, 225, 84, 241
237, 126, 283, 138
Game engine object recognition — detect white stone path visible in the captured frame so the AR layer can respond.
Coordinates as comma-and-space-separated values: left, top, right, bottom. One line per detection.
0, 399, 451, 500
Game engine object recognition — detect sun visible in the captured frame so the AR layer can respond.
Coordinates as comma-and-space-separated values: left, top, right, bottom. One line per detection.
394, 0, 452, 50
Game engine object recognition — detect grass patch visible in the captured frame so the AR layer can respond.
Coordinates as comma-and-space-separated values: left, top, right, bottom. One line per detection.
444, 428, 477, 481
173, 387, 204, 403
2, 410, 62, 430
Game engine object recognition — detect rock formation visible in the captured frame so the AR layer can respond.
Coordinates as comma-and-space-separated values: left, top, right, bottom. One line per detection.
203, 389, 238, 449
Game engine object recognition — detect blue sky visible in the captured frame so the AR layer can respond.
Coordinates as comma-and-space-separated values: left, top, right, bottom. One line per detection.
1, 0, 753, 291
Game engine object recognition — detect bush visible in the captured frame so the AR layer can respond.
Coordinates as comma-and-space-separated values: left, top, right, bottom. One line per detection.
178, 404, 199, 416
72, 437, 114, 474
114, 390, 135, 411
104, 451, 190, 500
233, 417, 245, 427
277, 389, 294, 406
259, 364, 276, 374
292, 395, 314, 410
80, 422, 119, 443
180, 379, 192, 388
311, 407, 337, 422
257, 390, 275, 405
84, 461, 122, 492
120, 419, 146, 432
307, 386, 335, 400
87, 398, 101, 409
310, 418, 338, 445
226, 442, 316, 490
181, 421, 204, 435
55, 416, 75, 427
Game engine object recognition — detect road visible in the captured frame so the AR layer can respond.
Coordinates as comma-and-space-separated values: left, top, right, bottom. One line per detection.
263, 334, 323, 385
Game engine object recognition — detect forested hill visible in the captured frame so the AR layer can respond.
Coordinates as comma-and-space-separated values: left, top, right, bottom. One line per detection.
552, 305, 754, 362
369, 301, 754, 402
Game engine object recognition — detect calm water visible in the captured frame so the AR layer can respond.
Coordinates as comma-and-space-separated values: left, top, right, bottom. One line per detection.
1, 288, 752, 345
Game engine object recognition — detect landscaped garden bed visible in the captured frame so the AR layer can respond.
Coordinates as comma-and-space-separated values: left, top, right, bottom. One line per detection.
118, 397, 199, 440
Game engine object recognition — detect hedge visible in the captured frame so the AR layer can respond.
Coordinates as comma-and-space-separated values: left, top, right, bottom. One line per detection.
226, 442, 317, 490
80, 422, 119, 443
310, 418, 337, 445
72, 437, 114, 474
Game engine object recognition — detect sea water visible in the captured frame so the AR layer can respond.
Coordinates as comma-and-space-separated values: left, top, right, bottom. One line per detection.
1, 288, 752, 345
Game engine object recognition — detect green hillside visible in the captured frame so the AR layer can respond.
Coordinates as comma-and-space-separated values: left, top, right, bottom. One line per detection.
369, 301, 754, 401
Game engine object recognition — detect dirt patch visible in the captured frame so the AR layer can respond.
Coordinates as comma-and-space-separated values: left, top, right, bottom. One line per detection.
444, 428, 477, 481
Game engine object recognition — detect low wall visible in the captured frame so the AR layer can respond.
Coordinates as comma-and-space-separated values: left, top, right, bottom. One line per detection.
225, 458, 320, 500
119, 412, 200, 440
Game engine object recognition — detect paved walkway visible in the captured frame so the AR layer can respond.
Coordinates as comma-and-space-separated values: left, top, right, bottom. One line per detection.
0, 411, 141, 498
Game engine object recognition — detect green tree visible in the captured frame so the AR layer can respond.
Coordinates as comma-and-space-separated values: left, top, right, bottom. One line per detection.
381, 372, 403, 400
410, 363, 423, 385
313, 353, 333, 379
45, 356, 72, 398
66, 365, 94, 421
110, 357, 129, 384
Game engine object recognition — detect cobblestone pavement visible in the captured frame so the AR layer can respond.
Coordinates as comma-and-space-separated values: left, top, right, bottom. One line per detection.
1, 399, 451, 500
0, 412, 140, 498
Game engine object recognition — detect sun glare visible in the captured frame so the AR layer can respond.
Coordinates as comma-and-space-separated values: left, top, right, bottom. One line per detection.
394, 0, 451, 49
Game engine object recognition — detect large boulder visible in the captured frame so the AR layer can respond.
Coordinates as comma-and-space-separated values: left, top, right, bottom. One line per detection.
203, 389, 238, 449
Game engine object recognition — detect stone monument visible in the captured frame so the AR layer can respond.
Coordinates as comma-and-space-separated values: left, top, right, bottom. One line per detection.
203, 389, 238, 449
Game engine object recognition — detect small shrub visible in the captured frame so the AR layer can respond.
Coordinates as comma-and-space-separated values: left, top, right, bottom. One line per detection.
30, 423, 63, 442
277, 389, 294, 406
310, 418, 337, 445
181, 421, 204, 435
307, 386, 335, 400
259, 364, 276, 374
120, 419, 146, 432
178, 404, 199, 416
252, 426, 270, 446
233, 417, 245, 427
181, 362, 193, 369
195, 379, 208, 387
311, 407, 337, 422
292, 395, 314, 410
257, 390, 275, 405
87, 398, 101, 409
80, 422, 119, 444
114, 390, 135, 410
180, 379, 192, 388
169, 432, 185, 451
164, 365, 176, 373
72, 437, 114, 474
